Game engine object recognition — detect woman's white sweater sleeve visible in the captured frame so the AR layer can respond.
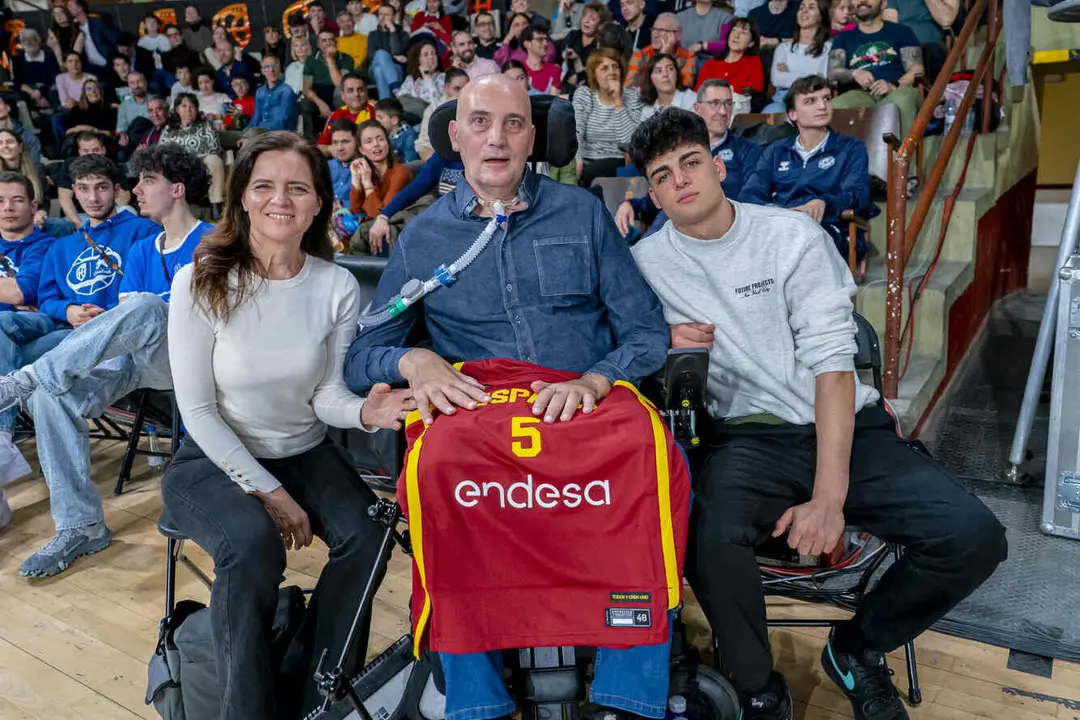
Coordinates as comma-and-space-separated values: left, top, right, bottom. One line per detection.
167, 266, 283, 494
311, 274, 370, 430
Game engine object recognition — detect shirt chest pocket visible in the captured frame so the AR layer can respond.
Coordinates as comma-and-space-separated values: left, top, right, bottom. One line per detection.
533, 235, 594, 298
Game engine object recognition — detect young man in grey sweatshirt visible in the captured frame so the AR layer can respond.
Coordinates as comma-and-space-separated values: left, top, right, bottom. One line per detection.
627, 109, 1007, 720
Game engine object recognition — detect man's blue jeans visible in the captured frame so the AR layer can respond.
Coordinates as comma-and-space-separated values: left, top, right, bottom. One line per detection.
440, 619, 675, 720
370, 49, 404, 100
0, 310, 71, 434
27, 294, 172, 530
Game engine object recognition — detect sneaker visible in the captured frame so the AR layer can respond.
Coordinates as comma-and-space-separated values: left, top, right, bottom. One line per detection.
741, 673, 793, 720
0, 432, 32, 485
822, 631, 909, 720
19, 524, 112, 578
0, 368, 36, 414
0, 488, 11, 530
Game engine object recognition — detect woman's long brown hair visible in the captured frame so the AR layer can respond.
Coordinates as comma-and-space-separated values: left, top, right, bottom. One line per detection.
190, 131, 335, 321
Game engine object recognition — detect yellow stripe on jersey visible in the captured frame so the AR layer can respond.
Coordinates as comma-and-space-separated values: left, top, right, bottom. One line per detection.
616, 380, 680, 610
405, 423, 433, 658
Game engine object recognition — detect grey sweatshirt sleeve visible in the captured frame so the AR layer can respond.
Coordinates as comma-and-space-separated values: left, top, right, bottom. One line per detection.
784, 224, 858, 376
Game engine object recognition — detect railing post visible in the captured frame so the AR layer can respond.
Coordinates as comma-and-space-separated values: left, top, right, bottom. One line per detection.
884, 154, 910, 399
981, 0, 998, 134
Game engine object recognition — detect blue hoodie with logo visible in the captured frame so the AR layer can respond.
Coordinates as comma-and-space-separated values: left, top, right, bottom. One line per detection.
0, 229, 55, 312
740, 131, 879, 226
119, 221, 214, 302
37, 210, 162, 324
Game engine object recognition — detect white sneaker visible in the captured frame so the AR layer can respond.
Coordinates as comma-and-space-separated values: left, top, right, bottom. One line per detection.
0, 488, 11, 530
0, 433, 31, 485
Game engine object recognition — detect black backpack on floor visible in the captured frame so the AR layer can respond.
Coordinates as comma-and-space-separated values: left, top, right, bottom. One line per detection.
146, 586, 307, 719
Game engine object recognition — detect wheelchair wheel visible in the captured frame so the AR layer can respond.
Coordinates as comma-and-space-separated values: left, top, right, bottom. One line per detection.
667, 662, 742, 720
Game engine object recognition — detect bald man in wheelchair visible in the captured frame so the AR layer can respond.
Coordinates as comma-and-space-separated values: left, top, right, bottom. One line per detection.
344, 75, 684, 720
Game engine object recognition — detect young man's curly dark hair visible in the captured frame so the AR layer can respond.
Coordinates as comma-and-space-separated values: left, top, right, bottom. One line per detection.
69, 154, 121, 186
128, 143, 212, 206
629, 108, 711, 177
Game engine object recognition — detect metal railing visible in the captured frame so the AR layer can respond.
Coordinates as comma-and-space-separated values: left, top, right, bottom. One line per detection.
882, 0, 1001, 398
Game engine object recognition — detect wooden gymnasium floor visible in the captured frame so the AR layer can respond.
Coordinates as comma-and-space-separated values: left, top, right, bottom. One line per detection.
0, 437, 1079, 720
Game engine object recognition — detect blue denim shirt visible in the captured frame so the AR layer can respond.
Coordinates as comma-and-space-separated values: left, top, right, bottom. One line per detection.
328, 158, 352, 205
343, 170, 669, 393
251, 82, 299, 131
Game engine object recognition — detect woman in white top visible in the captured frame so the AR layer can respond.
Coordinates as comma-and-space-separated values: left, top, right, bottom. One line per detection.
194, 68, 231, 120
639, 53, 697, 121
137, 12, 171, 67
285, 36, 312, 95
396, 39, 445, 117
762, 0, 832, 112
163, 131, 411, 719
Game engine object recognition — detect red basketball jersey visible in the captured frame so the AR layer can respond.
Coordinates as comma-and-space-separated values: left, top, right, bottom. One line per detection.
399, 359, 691, 656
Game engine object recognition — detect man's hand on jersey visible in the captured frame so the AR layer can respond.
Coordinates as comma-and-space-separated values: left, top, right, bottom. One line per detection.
530, 373, 611, 423
670, 322, 715, 349
772, 496, 845, 557
399, 348, 491, 425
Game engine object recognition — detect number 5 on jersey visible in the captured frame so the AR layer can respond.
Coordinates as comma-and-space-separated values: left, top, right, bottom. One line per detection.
511, 416, 542, 458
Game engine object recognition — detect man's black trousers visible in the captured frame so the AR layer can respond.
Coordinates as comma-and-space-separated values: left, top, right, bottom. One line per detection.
688, 404, 1008, 693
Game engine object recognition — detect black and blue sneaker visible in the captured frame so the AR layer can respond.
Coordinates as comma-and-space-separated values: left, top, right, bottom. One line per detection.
822, 630, 909, 720
740, 673, 792, 720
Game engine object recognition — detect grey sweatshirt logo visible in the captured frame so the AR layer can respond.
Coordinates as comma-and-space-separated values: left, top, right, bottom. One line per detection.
734, 277, 775, 298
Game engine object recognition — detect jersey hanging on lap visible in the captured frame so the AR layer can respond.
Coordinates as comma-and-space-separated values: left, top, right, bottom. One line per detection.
399, 359, 691, 656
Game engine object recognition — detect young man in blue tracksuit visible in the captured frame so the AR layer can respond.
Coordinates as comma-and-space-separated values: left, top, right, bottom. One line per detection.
740, 74, 879, 276
614, 79, 763, 240
0, 171, 56, 524
1, 145, 212, 577
0, 155, 159, 499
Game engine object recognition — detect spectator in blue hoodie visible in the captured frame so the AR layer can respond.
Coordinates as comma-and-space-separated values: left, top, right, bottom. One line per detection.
4, 145, 211, 577
741, 74, 878, 277
614, 79, 762, 240
0, 171, 56, 526
0, 155, 160, 522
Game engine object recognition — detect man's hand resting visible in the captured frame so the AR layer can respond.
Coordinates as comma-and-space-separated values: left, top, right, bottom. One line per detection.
66, 303, 105, 327
399, 348, 491, 425
255, 487, 312, 551
671, 322, 715, 349
614, 200, 636, 237
773, 496, 845, 557
793, 198, 826, 223
530, 374, 611, 423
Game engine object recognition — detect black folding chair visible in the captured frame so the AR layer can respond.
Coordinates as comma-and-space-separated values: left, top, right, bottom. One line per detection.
106, 389, 182, 496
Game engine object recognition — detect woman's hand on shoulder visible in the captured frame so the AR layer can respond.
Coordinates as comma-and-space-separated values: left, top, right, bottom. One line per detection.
360, 382, 418, 430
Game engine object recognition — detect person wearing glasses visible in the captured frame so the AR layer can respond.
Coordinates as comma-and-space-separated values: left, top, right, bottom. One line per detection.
249, 55, 299, 132
472, 11, 501, 60
614, 79, 761, 239
624, 12, 696, 88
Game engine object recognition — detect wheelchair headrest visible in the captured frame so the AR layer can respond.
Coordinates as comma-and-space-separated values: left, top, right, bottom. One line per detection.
428, 94, 578, 167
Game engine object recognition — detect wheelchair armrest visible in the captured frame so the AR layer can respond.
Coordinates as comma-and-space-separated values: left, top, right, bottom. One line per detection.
656, 348, 709, 448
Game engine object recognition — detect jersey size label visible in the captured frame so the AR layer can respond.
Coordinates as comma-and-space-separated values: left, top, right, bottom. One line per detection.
609, 592, 652, 603
605, 608, 652, 628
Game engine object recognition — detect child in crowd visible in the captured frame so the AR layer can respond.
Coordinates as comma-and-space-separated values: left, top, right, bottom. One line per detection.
227, 75, 255, 129
375, 97, 418, 163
